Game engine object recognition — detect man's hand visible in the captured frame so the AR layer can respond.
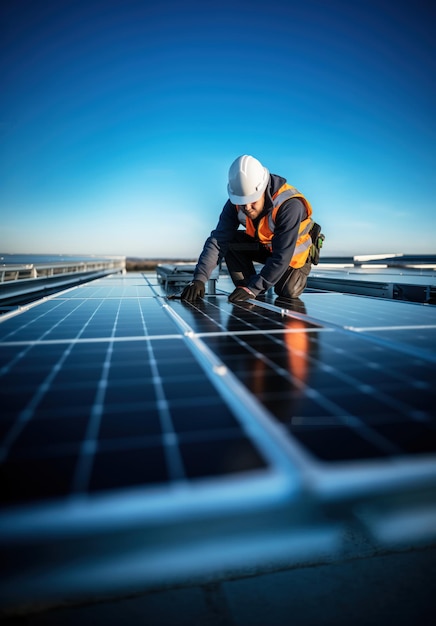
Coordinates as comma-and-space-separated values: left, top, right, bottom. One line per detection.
228, 286, 255, 302
181, 280, 205, 301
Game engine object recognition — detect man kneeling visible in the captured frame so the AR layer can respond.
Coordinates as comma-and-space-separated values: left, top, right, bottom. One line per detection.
181, 155, 323, 303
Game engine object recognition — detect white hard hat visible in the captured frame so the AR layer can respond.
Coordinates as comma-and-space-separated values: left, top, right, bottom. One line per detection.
227, 155, 269, 204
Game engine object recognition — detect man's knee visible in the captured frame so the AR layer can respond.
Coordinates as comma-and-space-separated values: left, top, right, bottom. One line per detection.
275, 261, 311, 298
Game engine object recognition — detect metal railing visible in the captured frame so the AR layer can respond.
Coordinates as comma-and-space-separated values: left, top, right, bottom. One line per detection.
0, 258, 126, 304
0, 259, 125, 283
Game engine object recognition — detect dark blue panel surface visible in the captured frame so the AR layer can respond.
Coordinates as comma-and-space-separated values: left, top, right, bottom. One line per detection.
1, 271, 435, 509
0, 323, 271, 507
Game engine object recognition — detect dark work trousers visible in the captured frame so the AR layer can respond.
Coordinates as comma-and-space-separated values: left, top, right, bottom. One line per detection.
225, 231, 311, 299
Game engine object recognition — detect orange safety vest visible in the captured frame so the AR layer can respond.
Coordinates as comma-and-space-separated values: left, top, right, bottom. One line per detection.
236, 184, 314, 268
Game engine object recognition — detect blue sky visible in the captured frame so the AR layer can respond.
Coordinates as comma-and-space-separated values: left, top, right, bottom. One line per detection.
1, 0, 435, 258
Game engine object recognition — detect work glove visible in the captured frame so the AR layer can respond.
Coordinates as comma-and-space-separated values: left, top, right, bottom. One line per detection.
181, 280, 205, 301
228, 286, 255, 302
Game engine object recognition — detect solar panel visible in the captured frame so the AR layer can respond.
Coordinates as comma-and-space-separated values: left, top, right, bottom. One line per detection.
168, 293, 436, 476
307, 258, 436, 303
1, 270, 435, 606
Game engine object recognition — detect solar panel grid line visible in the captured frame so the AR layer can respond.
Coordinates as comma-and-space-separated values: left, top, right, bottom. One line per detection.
57, 296, 156, 299
138, 298, 187, 482
253, 298, 436, 363
72, 299, 122, 493
0, 334, 184, 347
253, 295, 436, 332
54, 282, 157, 300
285, 291, 434, 320
193, 328, 331, 339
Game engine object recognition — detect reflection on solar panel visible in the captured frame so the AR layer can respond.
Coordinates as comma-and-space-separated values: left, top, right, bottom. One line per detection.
169, 290, 436, 474
1, 271, 435, 607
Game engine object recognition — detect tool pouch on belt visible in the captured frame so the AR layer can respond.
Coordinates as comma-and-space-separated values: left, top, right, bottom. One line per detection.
309, 222, 325, 265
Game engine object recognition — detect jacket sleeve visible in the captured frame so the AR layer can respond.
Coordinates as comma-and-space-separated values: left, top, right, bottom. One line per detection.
193, 200, 240, 283
247, 198, 306, 295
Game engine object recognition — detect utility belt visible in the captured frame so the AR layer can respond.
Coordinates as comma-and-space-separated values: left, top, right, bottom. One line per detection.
229, 223, 325, 264
309, 222, 325, 265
